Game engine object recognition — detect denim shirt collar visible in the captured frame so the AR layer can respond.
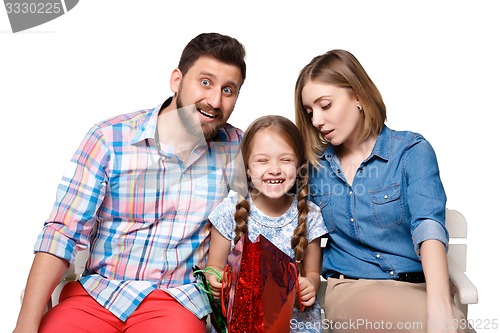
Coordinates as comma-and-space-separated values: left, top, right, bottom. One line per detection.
321, 125, 392, 163
370, 125, 391, 161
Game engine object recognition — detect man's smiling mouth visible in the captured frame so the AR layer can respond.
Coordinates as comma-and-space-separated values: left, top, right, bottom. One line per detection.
198, 109, 216, 118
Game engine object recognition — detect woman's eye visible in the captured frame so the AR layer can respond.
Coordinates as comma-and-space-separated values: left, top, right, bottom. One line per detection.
321, 103, 331, 110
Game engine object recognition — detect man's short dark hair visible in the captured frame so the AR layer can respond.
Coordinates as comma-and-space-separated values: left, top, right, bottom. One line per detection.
178, 32, 246, 84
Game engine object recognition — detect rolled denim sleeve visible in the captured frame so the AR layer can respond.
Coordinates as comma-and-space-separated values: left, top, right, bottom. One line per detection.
412, 219, 448, 255
405, 135, 449, 255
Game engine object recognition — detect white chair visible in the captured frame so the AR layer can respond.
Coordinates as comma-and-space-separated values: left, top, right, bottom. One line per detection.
317, 208, 478, 332
446, 209, 478, 318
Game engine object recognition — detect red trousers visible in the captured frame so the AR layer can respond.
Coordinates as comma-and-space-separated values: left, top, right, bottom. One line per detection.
39, 281, 207, 333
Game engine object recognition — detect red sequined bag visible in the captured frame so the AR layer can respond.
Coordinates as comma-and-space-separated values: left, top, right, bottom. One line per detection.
222, 234, 299, 333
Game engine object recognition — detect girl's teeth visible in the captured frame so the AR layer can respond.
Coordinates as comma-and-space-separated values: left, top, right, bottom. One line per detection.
266, 180, 283, 184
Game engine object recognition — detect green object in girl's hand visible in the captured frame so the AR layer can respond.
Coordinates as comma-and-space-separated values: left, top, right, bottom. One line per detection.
192, 265, 227, 333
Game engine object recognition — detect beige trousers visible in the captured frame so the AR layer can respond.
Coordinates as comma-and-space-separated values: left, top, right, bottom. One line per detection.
323, 277, 468, 333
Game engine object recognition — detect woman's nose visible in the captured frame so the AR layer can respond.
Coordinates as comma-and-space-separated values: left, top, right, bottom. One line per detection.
310, 110, 324, 129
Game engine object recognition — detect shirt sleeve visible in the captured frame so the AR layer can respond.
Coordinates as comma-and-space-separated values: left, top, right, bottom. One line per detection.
34, 124, 109, 262
208, 190, 239, 240
306, 201, 329, 242
404, 135, 448, 254
412, 219, 449, 255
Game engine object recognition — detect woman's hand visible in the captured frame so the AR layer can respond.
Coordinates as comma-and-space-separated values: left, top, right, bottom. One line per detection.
426, 300, 459, 333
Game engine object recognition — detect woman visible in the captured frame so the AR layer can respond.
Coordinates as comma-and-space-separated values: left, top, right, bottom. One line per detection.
294, 49, 467, 333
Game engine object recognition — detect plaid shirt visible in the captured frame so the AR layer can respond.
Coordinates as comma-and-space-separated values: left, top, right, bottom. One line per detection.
35, 99, 244, 321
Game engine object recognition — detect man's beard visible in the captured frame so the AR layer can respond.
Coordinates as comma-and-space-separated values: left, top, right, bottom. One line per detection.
176, 92, 220, 141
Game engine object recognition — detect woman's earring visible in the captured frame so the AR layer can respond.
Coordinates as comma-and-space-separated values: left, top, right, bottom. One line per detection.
357, 105, 363, 111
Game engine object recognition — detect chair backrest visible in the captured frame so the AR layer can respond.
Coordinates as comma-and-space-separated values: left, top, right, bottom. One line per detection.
446, 208, 468, 272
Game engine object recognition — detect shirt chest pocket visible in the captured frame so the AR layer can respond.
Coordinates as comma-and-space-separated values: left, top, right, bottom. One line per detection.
369, 184, 403, 228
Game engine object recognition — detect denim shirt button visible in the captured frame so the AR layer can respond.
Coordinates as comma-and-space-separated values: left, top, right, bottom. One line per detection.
384, 194, 388, 199
350, 218, 355, 223
376, 253, 381, 258
349, 191, 353, 196
389, 271, 394, 276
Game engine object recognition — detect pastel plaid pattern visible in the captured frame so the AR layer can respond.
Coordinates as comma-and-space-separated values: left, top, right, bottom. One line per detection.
35, 101, 244, 321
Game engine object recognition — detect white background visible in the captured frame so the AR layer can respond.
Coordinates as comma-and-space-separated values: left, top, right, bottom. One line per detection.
1, 1, 498, 331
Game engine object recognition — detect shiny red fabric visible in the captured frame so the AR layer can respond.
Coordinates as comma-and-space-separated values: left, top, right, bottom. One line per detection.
224, 234, 297, 333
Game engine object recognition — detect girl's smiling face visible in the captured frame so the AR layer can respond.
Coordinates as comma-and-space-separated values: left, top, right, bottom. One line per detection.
247, 128, 299, 201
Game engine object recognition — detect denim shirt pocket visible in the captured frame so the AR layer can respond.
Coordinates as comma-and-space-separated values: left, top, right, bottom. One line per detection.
311, 193, 336, 233
369, 183, 404, 228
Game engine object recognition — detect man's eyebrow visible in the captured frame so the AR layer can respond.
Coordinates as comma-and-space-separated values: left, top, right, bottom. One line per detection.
199, 71, 215, 78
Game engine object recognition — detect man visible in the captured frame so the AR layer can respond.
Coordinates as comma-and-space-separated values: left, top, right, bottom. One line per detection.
14, 32, 247, 333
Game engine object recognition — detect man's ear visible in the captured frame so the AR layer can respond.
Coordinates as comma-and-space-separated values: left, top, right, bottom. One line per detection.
170, 68, 182, 93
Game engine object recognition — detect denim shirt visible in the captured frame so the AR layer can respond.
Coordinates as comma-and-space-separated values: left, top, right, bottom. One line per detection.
309, 125, 448, 280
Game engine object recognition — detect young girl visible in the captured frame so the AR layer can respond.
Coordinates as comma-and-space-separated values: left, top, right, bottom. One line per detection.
206, 115, 328, 333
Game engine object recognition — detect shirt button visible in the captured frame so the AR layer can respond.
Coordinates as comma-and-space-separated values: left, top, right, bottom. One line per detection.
349, 191, 353, 196
350, 218, 355, 223
384, 194, 388, 199
389, 271, 394, 276
376, 254, 381, 258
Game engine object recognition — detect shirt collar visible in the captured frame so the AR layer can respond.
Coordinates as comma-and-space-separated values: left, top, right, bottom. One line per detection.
130, 100, 166, 145
321, 125, 391, 162
369, 125, 391, 161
